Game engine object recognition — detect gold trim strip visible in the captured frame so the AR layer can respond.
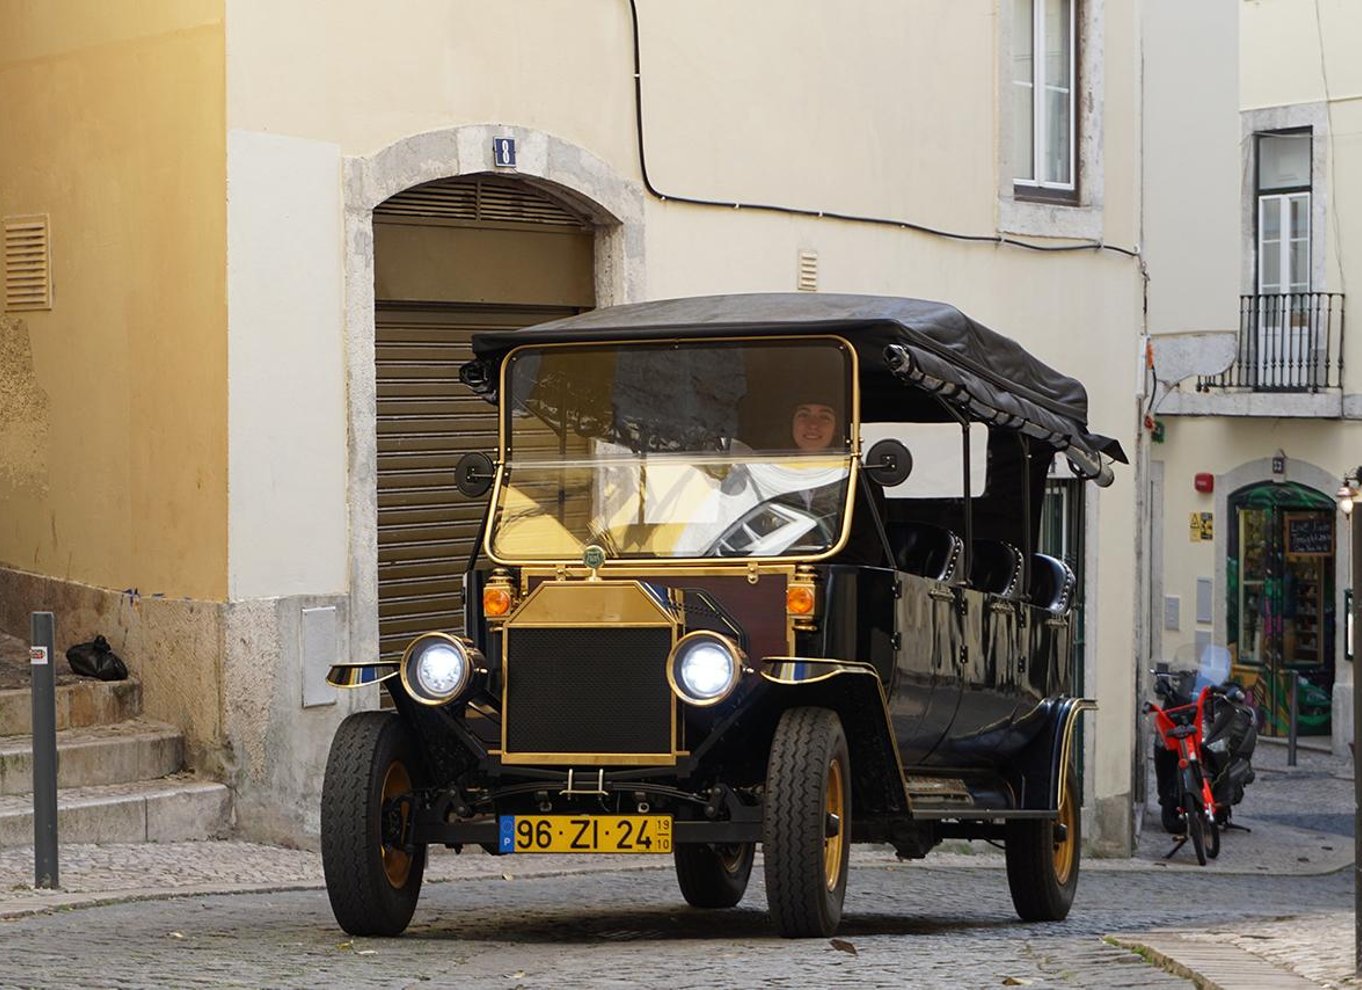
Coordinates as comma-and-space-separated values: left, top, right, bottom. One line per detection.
1056, 699, 1097, 810
499, 752, 678, 767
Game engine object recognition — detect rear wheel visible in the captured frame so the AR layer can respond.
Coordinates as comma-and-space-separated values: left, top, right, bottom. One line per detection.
762, 707, 851, 938
1005, 765, 1081, 922
321, 711, 427, 936
674, 842, 755, 908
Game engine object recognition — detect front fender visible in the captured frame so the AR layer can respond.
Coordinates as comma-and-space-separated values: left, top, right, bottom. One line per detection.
758, 658, 909, 816
326, 662, 400, 688
1012, 696, 1096, 811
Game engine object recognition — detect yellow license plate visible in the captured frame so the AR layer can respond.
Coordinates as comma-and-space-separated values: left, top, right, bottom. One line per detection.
497, 815, 672, 854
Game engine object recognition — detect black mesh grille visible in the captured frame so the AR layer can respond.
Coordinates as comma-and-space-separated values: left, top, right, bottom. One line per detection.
505, 627, 673, 755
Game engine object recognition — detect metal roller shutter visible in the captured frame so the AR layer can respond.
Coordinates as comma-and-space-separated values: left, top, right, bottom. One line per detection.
375, 305, 576, 661
372, 173, 596, 664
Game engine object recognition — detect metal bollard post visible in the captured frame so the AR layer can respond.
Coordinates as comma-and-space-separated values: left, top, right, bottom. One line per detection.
29, 612, 58, 889
1287, 670, 1299, 768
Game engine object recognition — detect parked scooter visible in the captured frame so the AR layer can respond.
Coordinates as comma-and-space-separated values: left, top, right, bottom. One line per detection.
1146, 644, 1257, 865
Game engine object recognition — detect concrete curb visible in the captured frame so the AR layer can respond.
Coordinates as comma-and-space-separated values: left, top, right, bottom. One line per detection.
0, 857, 674, 921
1108, 933, 1323, 990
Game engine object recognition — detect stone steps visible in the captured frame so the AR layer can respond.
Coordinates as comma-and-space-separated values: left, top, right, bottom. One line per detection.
0, 664, 234, 847
0, 719, 184, 795
0, 677, 142, 736
0, 777, 233, 846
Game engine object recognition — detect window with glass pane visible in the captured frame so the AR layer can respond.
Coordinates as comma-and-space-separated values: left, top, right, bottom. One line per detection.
1013, 0, 1075, 192
1255, 132, 1311, 296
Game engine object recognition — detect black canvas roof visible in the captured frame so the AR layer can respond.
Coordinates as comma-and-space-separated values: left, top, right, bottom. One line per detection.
464, 293, 1125, 465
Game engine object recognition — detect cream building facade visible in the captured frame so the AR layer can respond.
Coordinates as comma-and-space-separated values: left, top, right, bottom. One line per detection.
1152, 0, 1359, 761
0, 1, 1239, 854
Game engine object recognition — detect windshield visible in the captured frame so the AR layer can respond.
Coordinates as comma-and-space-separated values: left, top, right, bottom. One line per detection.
490, 338, 855, 561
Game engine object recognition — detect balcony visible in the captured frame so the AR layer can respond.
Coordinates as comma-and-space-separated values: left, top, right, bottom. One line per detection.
1196, 293, 1346, 393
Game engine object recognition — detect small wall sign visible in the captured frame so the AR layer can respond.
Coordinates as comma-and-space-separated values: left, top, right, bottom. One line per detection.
29, 646, 48, 665
1189, 512, 1213, 542
493, 137, 517, 168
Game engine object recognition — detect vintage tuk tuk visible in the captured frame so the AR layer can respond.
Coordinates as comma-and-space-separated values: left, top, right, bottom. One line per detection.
321, 293, 1124, 938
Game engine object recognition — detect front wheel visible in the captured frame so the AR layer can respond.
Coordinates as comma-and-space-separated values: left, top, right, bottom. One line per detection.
321, 711, 427, 936
762, 707, 851, 938
674, 843, 755, 908
1184, 793, 1208, 866
1205, 811, 1220, 860
1005, 765, 1081, 921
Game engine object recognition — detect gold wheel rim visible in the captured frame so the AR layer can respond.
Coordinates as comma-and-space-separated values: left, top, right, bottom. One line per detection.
1052, 776, 1076, 886
380, 760, 413, 888
823, 756, 846, 890
716, 844, 747, 875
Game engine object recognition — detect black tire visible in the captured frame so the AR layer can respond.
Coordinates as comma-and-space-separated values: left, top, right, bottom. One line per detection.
321, 711, 427, 936
1205, 813, 1220, 860
674, 842, 755, 908
762, 707, 851, 938
1160, 803, 1186, 835
1185, 793, 1207, 866
1005, 766, 1081, 922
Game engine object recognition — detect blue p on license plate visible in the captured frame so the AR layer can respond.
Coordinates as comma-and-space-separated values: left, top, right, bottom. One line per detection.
497, 815, 672, 854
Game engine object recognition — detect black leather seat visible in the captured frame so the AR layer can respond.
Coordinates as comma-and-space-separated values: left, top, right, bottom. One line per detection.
1028, 552, 1075, 614
893, 522, 963, 582
969, 540, 1023, 597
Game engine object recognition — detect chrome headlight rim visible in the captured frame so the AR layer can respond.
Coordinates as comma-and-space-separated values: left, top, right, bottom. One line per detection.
666, 630, 745, 707
399, 632, 478, 706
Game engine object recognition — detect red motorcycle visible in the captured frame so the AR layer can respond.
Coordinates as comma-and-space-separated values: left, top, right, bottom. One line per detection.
1145, 650, 1257, 865
1146, 666, 1220, 864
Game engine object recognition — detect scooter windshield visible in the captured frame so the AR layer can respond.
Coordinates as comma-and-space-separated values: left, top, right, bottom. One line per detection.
489, 338, 854, 561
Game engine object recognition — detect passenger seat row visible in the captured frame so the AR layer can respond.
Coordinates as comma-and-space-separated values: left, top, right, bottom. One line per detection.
892, 523, 1075, 615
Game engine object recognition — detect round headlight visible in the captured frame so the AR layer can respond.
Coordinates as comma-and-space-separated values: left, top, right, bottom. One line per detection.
401, 634, 476, 705
667, 632, 743, 706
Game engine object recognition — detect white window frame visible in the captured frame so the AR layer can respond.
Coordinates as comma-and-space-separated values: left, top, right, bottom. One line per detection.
1255, 192, 1311, 295
1013, 0, 1077, 194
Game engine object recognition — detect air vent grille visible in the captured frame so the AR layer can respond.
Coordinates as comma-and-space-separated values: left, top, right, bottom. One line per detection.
375, 175, 590, 229
797, 249, 818, 292
4, 215, 51, 311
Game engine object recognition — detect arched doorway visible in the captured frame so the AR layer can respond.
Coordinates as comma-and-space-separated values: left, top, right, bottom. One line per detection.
1226, 480, 1336, 737
371, 173, 599, 662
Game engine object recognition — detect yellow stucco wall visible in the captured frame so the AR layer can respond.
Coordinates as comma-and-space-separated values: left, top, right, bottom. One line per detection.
0, 0, 228, 600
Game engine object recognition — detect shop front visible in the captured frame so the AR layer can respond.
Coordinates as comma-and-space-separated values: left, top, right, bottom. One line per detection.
1226, 481, 1336, 737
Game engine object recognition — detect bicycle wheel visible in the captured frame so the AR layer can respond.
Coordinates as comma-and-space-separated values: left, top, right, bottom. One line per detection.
1184, 795, 1207, 866
1205, 812, 1220, 859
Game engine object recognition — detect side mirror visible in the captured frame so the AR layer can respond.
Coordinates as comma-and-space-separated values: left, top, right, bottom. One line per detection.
863, 439, 913, 487
455, 451, 495, 498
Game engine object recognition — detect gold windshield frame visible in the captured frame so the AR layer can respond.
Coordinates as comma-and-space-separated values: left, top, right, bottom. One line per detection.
484, 334, 862, 567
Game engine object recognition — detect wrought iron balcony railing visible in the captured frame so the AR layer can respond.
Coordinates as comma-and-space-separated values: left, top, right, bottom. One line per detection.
1196, 292, 1346, 392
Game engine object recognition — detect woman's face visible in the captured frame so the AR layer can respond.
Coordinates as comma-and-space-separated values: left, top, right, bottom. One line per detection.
791, 403, 838, 452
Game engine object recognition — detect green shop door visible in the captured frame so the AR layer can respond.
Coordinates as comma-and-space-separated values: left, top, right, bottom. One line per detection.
1227, 481, 1336, 737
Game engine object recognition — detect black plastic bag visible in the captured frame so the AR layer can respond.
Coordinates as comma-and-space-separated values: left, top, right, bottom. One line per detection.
66, 635, 128, 682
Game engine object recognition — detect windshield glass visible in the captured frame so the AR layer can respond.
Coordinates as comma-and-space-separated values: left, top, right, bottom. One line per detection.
490, 338, 854, 561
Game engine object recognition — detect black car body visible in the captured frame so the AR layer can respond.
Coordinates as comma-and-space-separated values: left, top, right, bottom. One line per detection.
321, 293, 1125, 938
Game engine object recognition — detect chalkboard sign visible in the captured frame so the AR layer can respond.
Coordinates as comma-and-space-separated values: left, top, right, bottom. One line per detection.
1285, 512, 1333, 556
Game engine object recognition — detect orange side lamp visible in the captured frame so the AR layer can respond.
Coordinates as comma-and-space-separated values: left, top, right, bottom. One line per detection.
786, 585, 816, 616
483, 586, 513, 617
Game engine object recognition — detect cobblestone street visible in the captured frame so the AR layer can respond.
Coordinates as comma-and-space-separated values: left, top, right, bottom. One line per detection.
0, 854, 1350, 990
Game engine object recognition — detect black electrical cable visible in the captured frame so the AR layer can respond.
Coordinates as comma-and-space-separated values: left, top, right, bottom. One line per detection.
625, 0, 1140, 259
